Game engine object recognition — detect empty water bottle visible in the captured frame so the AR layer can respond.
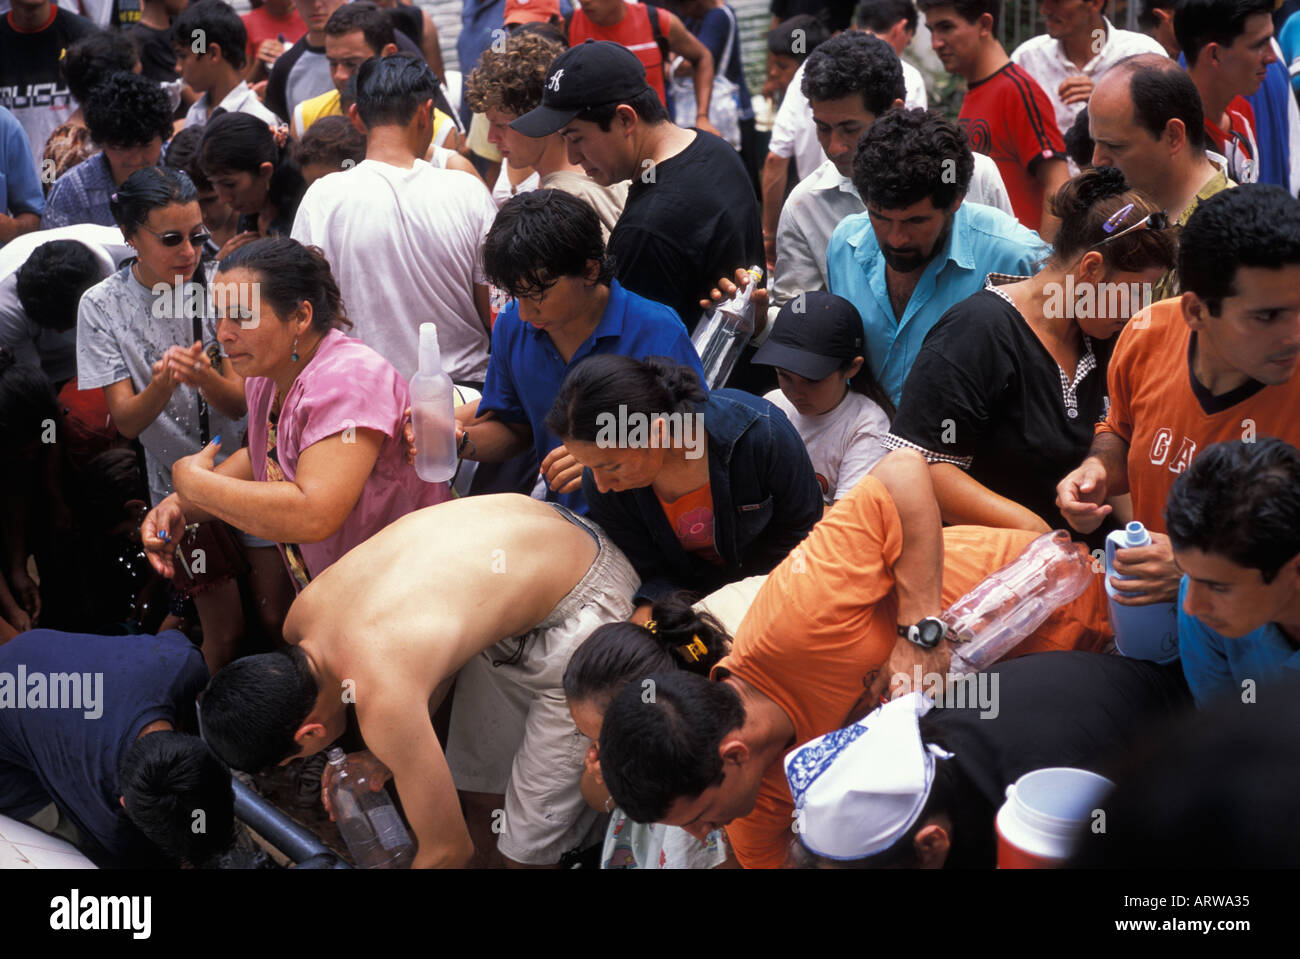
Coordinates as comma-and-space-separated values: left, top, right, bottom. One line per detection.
944, 530, 1095, 675
325, 748, 415, 869
410, 322, 458, 483
692, 266, 763, 389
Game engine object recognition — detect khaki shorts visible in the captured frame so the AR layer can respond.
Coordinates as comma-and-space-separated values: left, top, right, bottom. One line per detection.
445, 505, 639, 865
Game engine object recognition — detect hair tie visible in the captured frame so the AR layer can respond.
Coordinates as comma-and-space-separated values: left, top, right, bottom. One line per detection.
677, 636, 709, 664
643, 620, 658, 635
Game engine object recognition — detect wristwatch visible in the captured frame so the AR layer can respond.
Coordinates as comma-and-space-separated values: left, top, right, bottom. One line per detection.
898, 617, 948, 649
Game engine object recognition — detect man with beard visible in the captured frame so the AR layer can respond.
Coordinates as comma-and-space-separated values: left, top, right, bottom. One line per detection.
825, 108, 1047, 405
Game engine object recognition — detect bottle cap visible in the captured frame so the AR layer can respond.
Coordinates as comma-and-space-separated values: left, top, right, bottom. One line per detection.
419, 323, 442, 373
326, 747, 346, 765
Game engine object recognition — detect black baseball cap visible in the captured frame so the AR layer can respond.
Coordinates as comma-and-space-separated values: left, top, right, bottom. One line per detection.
752, 291, 865, 380
510, 39, 653, 138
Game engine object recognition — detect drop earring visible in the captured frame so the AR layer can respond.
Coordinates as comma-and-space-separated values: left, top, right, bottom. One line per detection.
292, 335, 299, 363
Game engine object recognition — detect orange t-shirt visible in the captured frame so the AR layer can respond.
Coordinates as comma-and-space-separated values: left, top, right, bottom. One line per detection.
657, 481, 723, 565
712, 475, 1112, 869
1097, 297, 1300, 534
569, 3, 673, 106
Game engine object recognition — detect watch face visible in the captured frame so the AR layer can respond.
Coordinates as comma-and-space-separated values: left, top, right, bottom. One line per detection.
918, 619, 943, 648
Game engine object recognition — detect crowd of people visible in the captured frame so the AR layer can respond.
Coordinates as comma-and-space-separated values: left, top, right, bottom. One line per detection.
0, 0, 1297, 871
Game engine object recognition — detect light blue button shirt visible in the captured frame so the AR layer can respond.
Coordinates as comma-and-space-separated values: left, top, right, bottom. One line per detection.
826, 201, 1049, 405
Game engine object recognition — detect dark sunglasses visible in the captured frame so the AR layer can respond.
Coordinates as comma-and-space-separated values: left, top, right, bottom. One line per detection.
1089, 204, 1170, 250
139, 225, 211, 249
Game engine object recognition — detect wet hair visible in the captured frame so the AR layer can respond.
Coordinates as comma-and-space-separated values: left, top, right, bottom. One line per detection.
1136, 0, 1175, 30
73, 448, 147, 534
109, 165, 199, 240
172, 0, 249, 70
355, 53, 439, 127
1048, 167, 1176, 274
483, 190, 613, 299
119, 731, 236, 866
216, 237, 353, 333
858, 0, 919, 34
465, 30, 566, 117
598, 670, 746, 824
161, 125, 215, 191
15, 240, 103, 333
563, 592, 731, 709
61, 31, 140, 105
853, 107, 973, 210
510, 20, 569, 46
1109, 54, 1207, 153
294, 115, 366, 171
1165, 439, 1300, 583
767, 14, 830, 60
199, 647, 320, 772
0, 349, 58, 451
1064, 107, 1094, 168
916, 0, 1000, 32
574, 88, 670, 132
83, 72, 173, 149
545, 355, 707, 446
1178, 183, 1300, 314
199, 112, 307, 224
801, 30, 904, 116
1175, 0, 1273, 68
324, 1, 396, 53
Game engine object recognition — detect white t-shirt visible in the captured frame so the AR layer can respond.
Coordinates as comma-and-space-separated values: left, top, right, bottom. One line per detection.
184, 80, 282, 129
291, 158, 496, 384
491, 163, 541, 208
0, 224, 131, 384
764, 389, 891, 503
770, 56, 928, 184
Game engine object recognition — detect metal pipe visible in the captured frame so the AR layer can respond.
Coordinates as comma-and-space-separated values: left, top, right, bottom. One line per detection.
231, 776, 351, 869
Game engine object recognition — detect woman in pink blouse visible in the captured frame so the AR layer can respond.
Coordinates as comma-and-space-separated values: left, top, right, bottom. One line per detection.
142, 237, 449, 593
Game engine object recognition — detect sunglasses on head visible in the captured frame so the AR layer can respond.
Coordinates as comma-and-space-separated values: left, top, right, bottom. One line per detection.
139, 224, 211, 249
1089, 204, 1169, 250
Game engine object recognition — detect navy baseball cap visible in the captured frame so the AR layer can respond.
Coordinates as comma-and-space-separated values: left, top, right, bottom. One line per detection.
753, 292, 865, 381
511, 39, 653, 138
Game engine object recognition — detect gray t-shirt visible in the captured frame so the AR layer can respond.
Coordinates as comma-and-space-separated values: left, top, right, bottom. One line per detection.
76, 265, 245, 506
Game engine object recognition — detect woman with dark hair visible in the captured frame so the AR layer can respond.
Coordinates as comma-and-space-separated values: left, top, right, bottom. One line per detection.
563, 590, 736, 868
77, 166, 252, 670
198, 112, 306, 252
886, 168, 1179, 548
545, 354, 823, 619
141, 237, 449, 596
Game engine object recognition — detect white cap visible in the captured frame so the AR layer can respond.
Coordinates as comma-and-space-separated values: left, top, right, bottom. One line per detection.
784, 692, 953, 861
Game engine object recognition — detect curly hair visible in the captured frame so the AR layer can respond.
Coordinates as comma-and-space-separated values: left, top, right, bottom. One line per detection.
61, 31, 139, 105
465, 31, 566, 117
800, 30, 904, 116
852, 108, 973, 210
83, 72, 174, 149
294, 115, 366, 171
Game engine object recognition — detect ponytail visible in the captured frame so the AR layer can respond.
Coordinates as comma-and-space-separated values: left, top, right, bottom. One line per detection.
545, 355, 707, 446
198, 113, 306, 226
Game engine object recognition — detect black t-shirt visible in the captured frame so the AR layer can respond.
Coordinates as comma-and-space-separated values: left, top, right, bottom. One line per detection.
0, 629, 208, 866
769, 0, 856, 32
132, 22, 178, 83
890, 286, 1115, 543
0, 7, 98, 158
921, 651, 1191, 868
609, 129, 764, 337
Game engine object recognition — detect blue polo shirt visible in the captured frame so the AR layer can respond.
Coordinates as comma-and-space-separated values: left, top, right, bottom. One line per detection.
478, 278, 705, 513
1178, 577, 1300, 708
826, 201, 1049, 406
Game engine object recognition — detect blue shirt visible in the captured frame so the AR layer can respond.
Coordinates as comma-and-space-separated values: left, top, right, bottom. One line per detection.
1178, 576, 1300, 708
826, 201, 1049, 406
1245, 53, 1295, 191
478, 278, 705, 513
42, 151, 116, 230
0, 105, 43, 232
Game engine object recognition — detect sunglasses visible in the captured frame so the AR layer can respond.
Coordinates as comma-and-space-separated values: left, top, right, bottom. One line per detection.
139, 225, 212, 249
1089, 204, 1169, 250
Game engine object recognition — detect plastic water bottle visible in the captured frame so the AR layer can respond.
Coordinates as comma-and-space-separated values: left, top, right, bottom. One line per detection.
944, 530, 1096, 675
1104, 521, 1180, 663
410, 323, 458, 483
691, 266, 763, 389
325, 748, 415, 869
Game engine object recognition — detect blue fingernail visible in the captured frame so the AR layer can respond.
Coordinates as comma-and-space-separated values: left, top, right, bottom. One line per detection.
211, 434, 222, 446
159, 531, 169, 542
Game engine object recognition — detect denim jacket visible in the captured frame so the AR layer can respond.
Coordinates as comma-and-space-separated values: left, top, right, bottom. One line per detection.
582, 389, 824, 604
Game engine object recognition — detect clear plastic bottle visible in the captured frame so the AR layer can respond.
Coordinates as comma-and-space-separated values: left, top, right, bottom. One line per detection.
410, 323, 458, 482
691, 266, 763, 389
943, 530, 1095, 675
324, 747, 415, 869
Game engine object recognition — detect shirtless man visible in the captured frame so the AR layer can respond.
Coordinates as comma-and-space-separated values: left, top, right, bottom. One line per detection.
198, 493, 639, 868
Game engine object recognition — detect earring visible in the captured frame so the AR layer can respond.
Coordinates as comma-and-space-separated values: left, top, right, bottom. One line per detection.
292, 335, 299, 363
